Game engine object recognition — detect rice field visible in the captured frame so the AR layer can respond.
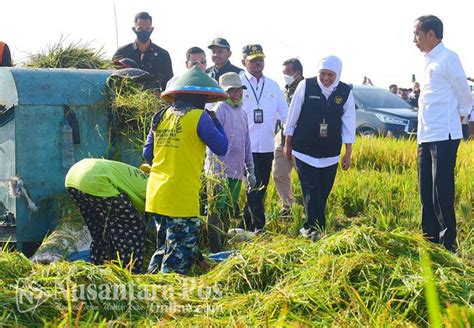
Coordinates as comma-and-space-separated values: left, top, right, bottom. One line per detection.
0, 137, 472, 327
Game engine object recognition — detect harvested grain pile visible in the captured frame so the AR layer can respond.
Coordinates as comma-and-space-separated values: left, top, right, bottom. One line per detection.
25, 37, 110, 69
1, 226, 472, 326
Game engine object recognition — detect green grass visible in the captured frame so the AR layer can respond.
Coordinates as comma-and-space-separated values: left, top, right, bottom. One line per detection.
1, 227, 472, 326
107, 78, 168, 162
266, 137, 473, 262
1, 135, 472, 327
25, 37, 110, 69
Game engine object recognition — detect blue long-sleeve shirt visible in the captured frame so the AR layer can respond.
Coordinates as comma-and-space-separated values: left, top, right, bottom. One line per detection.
143, 110, 228, 164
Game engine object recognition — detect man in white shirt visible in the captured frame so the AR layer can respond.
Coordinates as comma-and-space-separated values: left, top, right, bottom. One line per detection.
239, 44, 288, 232
413, 15, 472, 252
470, 92, 474, 138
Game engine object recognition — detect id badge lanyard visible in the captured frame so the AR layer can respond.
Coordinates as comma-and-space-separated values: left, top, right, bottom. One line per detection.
320, 92, 333, 138
246, 75, 265, 123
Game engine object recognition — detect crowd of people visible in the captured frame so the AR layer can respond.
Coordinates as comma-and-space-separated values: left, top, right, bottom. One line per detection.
362, 78, 421, 108
2, 13, 471, 274
63, 11, 356, 274
388, 82, 421, 108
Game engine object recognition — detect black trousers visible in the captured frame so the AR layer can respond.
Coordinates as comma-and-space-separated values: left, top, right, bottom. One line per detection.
67, 188, 146, 273
418, 138, 460, 252
295, 159, 338, 231
242, 152, 274, 231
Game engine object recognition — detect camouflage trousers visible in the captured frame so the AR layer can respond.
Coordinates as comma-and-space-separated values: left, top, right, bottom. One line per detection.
147, 214, 200, 274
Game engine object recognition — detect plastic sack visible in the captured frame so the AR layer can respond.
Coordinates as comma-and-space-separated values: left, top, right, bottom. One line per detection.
31, 222, 91, 264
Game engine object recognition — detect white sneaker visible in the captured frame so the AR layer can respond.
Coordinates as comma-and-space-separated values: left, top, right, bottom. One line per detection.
299, 227, 309, 236
299, 227, 318, 240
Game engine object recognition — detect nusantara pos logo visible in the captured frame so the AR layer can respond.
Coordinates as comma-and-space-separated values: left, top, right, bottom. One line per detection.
15, 278, 51, 313
14, 277, 224, 314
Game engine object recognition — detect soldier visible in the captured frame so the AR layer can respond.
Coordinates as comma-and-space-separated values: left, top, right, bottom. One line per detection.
273, 58, 304, 216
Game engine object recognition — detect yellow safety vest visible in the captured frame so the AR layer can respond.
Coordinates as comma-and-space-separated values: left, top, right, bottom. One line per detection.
146, 108, 205, 217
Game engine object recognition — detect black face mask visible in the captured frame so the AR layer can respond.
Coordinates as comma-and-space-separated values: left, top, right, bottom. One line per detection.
135, 30, 152, 43
175, 94, 208, 110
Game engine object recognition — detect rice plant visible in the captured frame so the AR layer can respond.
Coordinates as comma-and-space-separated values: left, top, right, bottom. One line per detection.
25, 36, 110, 69
1, 85, 472, 326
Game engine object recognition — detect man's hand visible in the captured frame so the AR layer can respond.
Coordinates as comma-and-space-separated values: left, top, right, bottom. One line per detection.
284, 136, 293, 160
245, 163, 257, 190
248, 173, 257, 189
139, 163, 151, 174
341, 153, 351, 170
341, 144, 352, 170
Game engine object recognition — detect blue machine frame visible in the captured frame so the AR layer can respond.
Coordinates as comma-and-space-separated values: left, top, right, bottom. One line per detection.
0, 67, 140, 251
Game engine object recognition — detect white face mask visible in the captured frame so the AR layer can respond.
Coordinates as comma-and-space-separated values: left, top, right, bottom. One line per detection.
284, 74, 295, 86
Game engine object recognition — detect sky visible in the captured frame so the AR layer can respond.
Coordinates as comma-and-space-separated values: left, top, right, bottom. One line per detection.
2, 0, 474, 90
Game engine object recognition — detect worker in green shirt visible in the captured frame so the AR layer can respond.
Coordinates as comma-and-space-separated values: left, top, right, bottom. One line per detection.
65, 158, 148, 273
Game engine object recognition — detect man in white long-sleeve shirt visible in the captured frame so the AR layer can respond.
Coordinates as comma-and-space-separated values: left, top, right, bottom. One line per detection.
413, 15, 472, 252
239, 44, 288, 232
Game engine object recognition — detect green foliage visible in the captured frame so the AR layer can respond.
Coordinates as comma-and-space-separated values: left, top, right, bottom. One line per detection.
420, 249, 443, 328
266, 137, 473, 261
25, 37, 111, 69
108, 78, 167, 159
1, 137, 472, 326
0, 227, 472, 326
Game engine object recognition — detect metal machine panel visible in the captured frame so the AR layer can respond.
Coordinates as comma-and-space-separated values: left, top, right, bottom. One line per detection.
0, 67, 138, 250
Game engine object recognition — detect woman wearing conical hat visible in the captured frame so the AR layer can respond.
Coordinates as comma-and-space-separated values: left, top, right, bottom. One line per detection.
144, 66, 229, 274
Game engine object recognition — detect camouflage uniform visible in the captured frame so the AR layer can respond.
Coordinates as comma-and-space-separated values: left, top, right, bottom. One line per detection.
147, 214, 200, 274
276, 82, 300, 147
284, 82, 299, 104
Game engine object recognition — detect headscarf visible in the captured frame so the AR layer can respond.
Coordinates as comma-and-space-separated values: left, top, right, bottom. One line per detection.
317, 55, 342, 98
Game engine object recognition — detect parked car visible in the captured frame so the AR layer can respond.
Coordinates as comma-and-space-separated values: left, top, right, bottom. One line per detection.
352, 85, 418, 138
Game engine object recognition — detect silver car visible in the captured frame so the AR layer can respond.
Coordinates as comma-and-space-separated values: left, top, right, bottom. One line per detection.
352, 85, 418, 138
